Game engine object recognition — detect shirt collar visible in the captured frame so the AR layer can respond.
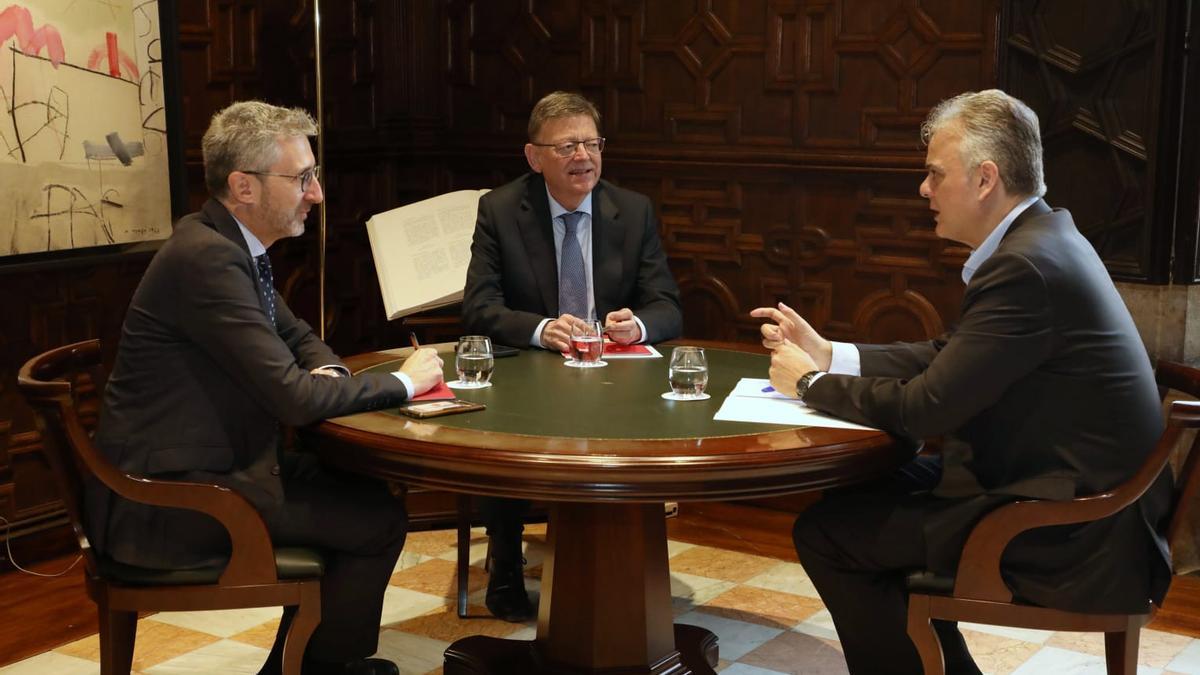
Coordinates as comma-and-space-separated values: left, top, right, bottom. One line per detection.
961, 195, 1040, 284
233, 216, 268, 258
545, 186, 593, 221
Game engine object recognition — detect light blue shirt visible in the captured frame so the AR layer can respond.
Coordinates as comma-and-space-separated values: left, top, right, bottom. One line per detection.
531, 188, 647, 347
816, 196, 1041, 391
234, 216, 414, 397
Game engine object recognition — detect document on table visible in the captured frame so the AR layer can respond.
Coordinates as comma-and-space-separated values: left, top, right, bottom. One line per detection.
713, 378, 878, 431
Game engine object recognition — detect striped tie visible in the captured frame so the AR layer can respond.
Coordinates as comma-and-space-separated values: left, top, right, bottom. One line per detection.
255, 254, 277, 326
557, 211, 588, 319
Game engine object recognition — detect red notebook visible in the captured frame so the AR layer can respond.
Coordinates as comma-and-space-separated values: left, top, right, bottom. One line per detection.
411, 380, 456, 401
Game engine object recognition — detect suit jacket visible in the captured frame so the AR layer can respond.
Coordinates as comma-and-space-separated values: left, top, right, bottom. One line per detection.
461, 174, 682, 347
806, 200, 1172, 613
87, 199, 410, 567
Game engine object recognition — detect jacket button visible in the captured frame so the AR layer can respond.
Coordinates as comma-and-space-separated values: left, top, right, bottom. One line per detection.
270, 464, 281, 476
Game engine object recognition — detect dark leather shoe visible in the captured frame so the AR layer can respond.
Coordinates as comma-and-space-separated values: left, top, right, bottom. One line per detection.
302, 657, 399, 675
342, 658, 399, 675
485, 559, 535, 622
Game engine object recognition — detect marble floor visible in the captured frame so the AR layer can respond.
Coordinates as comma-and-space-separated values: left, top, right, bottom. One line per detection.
4, 524, 1199, 675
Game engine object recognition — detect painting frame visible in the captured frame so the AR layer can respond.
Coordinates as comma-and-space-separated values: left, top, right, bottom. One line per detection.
0, 0, 185, 268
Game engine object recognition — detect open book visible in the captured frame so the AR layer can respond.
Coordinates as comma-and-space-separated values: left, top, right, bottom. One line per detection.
366, 189, 489, 319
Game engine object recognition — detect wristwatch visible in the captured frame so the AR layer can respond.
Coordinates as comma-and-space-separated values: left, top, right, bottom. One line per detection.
795, 370, 823, 400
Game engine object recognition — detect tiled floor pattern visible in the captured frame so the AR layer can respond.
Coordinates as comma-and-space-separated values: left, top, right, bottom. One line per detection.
5, 524, 1199, 675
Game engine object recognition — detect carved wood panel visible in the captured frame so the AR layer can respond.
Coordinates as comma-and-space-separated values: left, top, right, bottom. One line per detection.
313, 0, 1000, 357
999, 0, 1179, 282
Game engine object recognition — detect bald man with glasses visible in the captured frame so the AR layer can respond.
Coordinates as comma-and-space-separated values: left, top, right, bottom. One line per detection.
462, 91, 682, 621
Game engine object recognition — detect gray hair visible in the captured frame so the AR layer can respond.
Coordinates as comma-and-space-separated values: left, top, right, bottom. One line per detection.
921, 89, 1046, 198
202, 101, 318, 198
528, 91, 601, 140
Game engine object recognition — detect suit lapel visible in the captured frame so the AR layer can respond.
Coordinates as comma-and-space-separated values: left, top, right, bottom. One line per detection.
591, 182, 622, 317
516, 175, 561, 315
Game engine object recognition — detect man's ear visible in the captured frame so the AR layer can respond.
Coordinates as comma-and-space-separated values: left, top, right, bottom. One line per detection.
524, 144, 543, 174
226, 171, 257, 205
976, 160, 1000, 200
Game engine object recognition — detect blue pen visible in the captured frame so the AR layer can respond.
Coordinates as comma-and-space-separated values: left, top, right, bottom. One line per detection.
761, 386, 775, 393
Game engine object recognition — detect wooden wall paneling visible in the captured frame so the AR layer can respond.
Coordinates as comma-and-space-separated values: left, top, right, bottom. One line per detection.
999, 0, 1175, 282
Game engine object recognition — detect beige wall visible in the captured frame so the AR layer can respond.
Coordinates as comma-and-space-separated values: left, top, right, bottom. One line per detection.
1117, 282, 1200, 363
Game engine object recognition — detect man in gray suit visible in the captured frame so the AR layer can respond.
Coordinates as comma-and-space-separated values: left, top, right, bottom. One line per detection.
462, 91, 682, 620
88, 101, 443, 675
754, 90, 1170, 675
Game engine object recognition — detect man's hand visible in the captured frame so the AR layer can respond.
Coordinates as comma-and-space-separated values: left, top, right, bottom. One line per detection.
750, 302, 833, 370
604, 308, 642, 345
769, 340, 820, 398
540, 313, 589, 352
400, 346, 445, 396
310, 366, 342, 378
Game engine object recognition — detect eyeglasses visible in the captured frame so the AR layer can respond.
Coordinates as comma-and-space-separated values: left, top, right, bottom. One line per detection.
242, 165, 321, 192
529, 137, 605, 158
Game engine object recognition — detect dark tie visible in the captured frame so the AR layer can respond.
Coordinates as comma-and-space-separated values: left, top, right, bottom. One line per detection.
557, 211, 588, 319
255, 253, 277, 326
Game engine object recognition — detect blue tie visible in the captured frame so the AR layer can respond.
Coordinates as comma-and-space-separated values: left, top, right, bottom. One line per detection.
558, 211, 588, 319
255, 254, 277, 326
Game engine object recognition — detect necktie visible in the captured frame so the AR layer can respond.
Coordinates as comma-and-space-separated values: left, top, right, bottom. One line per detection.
255, 254, 277, 326
557, 211, 588, 319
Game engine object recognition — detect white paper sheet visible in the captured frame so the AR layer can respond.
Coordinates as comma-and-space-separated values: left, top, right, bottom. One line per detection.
713, 378, 879, 431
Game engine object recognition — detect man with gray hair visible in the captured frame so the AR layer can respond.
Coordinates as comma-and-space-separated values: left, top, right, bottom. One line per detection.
462, 90, 682, 621
88, 100, 443, 675
752, 89, 1170, 673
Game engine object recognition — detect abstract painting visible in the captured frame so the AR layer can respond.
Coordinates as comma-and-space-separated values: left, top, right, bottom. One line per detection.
0, 0, 172, 256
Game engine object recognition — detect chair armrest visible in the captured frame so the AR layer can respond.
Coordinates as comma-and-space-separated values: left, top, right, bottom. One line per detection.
56, 406, 279, 586
117, 474, 280, 586
951, 400, 1200, 602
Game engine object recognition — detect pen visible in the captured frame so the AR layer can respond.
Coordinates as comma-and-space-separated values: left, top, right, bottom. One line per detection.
762, 386, 775, 393
409, 332, 420, 350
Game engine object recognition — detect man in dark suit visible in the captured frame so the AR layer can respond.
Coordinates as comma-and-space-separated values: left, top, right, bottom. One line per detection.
462, 91, 682, 620
88, 101, 444, 675
753, 89, 1170, 675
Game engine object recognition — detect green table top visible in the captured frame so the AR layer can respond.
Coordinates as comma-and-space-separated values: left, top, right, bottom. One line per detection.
362, 346, 794, 441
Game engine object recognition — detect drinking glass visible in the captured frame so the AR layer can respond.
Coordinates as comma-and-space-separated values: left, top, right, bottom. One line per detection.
668, 346, 708, 398
567, 320, 606, 367
454, 335, 494, 387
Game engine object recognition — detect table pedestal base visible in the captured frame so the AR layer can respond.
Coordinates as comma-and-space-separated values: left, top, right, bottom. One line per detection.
445, 624, 718, 675
444, 502, 719, 674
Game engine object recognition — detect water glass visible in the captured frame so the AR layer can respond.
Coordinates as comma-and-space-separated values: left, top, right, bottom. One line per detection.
455, 335, 494, 386
569, 320, 606, 367
668, 346, 708, 398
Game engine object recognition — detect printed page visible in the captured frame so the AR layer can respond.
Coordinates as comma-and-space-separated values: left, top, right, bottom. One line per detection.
366, 189, 488, 319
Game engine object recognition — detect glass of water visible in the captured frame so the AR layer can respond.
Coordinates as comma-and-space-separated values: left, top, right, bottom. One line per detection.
567, 320, 606, 367
454, 335, 494, 387
668, 346, 708, 398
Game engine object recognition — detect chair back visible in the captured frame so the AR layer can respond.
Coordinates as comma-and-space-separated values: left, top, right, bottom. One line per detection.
16, 339, 110, 578
1156, 361, 1200, 571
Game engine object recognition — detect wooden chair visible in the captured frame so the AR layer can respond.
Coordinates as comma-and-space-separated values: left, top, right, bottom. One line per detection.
906, 361, 1200, 675
17, 340, 324, 675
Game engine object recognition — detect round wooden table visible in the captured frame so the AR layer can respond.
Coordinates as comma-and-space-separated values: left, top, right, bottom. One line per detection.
313, 342, 906, 675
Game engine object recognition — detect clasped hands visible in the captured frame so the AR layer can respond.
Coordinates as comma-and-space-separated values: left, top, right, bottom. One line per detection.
749, 302, 831, 398
539, 308, 641, 352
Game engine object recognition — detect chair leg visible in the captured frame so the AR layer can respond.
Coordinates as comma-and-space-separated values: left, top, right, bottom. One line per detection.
906, 594, 945, 675
98, 608, 137, 675
1104, 628, 1140, 675
456, 493, 472, 618
282, 583, 322, 675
